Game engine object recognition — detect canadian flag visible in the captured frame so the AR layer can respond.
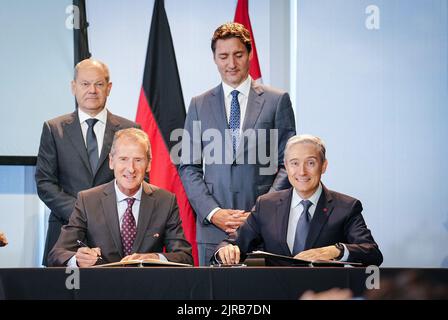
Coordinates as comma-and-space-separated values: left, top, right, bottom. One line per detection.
234, 0, 263, 82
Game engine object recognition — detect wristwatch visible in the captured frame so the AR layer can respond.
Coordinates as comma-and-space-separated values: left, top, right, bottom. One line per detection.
334, 242, 344, 260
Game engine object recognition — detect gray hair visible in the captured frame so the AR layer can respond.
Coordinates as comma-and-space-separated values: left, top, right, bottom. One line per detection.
74, 58, 110, 83
110, 128, 151, 161
284, 134, 326, 163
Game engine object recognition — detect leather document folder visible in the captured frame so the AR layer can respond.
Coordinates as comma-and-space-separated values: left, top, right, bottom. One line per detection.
93, 258, 192, 268
246, 250, 363, 267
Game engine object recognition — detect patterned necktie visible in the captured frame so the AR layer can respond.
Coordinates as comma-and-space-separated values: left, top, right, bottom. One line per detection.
229, 90, 241, 158
121, 197, 136, 256
293, 200, 313, 255
85, 118, 99, 172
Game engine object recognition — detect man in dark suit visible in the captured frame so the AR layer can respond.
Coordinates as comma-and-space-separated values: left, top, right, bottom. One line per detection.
216, 134, 383, 266
48, 128, 193, 267
179, 22, 296, 265
36, 59, 139, 266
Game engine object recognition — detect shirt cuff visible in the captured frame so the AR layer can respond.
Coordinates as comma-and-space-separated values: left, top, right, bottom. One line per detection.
340, 243, 350, 261
157, 254, 168, 262
66, 254, 78, 268
206, 207, 221, 223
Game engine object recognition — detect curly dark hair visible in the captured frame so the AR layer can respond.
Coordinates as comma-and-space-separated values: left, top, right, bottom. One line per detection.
211, 22, 252, 54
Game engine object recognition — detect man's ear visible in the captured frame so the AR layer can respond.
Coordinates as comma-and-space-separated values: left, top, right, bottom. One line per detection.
106, 82, 112, 96
71, 80, 76, 95
146, 160, 151, 174
109, 154, 113, 170
322, 160, 328, 174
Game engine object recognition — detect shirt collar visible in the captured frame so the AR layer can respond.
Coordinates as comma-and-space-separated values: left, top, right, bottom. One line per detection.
222, 75, 252, 99
78, 107, 108, 125
114, 180, 143, 203
291, 183, 323, 208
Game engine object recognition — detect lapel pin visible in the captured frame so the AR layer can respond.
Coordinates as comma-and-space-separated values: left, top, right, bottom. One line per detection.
323, 208, 328, 213
153, 233, 160, 238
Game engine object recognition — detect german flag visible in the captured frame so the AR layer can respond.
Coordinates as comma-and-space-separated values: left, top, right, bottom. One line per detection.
135, 0, 197, 265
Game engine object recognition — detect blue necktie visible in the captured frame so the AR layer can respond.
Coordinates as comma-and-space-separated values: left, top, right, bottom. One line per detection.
229, 90, 240, 158
86, 118, 99, 172
293, 200, 313, 255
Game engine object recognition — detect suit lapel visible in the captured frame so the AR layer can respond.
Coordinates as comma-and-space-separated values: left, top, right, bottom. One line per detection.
241, 84, 265, 132
64, 111, 92, 174
209, 85, 233, 161
306, 185, 334, 249
132, 182, 156, 252
278, 189, 294, 255
236, 83, 265, 159
100, 181, 123, 257
95, 111, 120, 177
209, 85, 229, 132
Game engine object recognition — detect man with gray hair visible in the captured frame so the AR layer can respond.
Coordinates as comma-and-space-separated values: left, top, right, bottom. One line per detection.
215, 134, 383, 266
48, 128, 193, 267
36, 58, 139, 266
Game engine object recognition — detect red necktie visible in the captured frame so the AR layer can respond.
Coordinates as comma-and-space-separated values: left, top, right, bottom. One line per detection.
121, 198, 136, 256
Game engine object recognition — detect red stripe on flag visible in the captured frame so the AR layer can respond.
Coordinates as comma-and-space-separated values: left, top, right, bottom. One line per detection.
136, 88, 198, 266
234, 0, 262, 81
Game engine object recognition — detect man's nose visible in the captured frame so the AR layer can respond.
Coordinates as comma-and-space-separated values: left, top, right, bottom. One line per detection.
127, 161, 135, 172
228, 56, 236, 68
298, 163, 306, 175
88, 84, 97, 93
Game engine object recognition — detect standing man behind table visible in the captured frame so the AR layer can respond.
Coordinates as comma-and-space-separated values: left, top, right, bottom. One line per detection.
36, 59, 139, 266
179, 23, 296, 265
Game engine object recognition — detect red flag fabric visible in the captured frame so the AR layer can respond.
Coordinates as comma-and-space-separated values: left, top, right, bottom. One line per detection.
234, 0, 262, 81
135, 0, 198, 265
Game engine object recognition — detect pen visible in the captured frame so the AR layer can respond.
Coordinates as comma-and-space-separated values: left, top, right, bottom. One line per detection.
76, 240, 103, 260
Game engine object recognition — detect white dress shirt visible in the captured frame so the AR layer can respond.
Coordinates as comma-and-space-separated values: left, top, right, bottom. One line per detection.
287, 184, 323, 253
115, 180, 142, 227
221, 75, 252, 136
78, 107, 107, 158
287, 183, 349, 261
67, 181, 166, 267
206, 76, 252, 221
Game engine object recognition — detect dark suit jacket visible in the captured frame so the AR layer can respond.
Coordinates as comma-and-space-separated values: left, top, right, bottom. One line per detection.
179, 81, 296, 247
35, 110, 138, 265
218, 186, 383, 266
48, 181, 193, 266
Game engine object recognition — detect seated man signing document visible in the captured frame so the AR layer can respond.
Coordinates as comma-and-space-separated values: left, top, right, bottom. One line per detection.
48, 128, 193, 267
216, 134, 383, 266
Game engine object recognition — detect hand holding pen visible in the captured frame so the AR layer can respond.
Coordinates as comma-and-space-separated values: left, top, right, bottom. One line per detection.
75, 240, 103, 267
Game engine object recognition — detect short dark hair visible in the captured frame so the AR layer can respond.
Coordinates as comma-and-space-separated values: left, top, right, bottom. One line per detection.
211, 22, 252, 54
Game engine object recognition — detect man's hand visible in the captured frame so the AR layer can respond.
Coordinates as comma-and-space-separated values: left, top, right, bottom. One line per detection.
121, 253, 159, 261
218, 244, 240, 265
294, 245, 340, 261
211, 209, 250, 233
75, 247, 102, 267
0, 232, 8, 247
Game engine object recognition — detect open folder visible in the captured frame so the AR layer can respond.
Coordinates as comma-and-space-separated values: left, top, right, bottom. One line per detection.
246, 250, 363, 267
93, 258, 192, 268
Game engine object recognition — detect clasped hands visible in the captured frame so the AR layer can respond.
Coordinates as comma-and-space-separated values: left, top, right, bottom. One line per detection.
211, 209, 250, 234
